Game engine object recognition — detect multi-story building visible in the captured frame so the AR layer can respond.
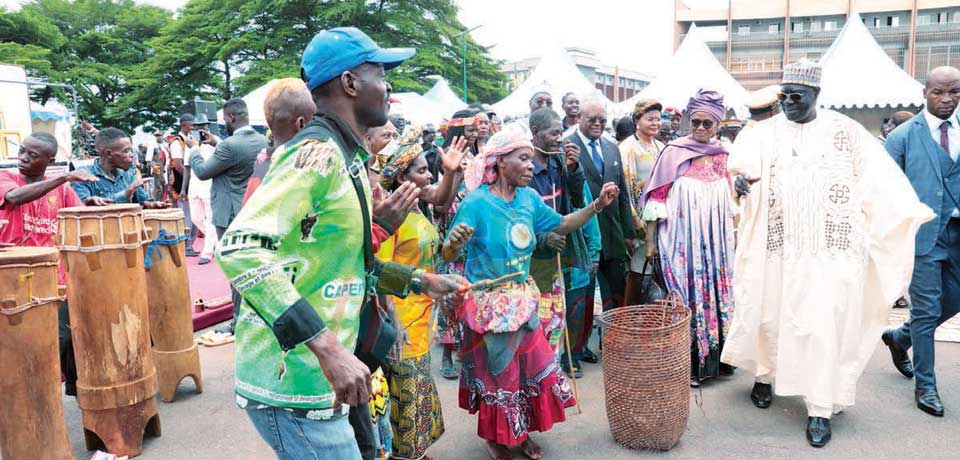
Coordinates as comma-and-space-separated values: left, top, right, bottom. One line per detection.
501, 48, 654, 102
675, 0, 960, 89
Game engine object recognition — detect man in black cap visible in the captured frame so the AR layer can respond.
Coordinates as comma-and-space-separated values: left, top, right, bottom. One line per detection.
169, 113, 199, 256
216, 27, 467, 460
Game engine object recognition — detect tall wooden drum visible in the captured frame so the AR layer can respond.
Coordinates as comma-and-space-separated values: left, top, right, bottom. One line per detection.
142, 207, 203, 402
58, 204, 161, 457
0, 247, 72, 460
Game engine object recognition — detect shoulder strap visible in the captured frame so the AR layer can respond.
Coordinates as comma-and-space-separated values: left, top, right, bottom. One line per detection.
339, 147, 375, 269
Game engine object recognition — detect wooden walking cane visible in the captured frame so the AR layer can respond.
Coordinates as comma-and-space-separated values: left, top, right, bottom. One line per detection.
552, 183, 583, 414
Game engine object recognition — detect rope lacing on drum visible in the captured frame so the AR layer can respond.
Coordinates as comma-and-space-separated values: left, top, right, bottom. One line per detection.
143, 228, 188, 270
1, 271, 64, 317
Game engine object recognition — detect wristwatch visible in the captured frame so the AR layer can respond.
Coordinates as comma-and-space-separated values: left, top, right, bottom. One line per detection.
410, 269, 425, 295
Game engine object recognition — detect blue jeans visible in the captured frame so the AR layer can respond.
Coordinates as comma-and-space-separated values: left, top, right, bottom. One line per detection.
893, 218, 960, 391
246, 407, 362, 460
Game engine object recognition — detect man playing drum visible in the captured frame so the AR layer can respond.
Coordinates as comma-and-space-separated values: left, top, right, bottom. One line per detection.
0, 132, 102, 396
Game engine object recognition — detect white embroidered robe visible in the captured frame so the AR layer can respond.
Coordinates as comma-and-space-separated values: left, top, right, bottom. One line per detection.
722, 110, 933, 409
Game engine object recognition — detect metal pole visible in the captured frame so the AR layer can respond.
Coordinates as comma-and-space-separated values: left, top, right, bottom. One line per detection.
908, 0, 918, 77
726, 0, 733, 71
455, 25, 482, 103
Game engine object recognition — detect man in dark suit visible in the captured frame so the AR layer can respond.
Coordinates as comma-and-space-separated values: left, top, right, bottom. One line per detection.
882, 66, 960, 417
189, 98, 269, 334
565, 99, 637, 354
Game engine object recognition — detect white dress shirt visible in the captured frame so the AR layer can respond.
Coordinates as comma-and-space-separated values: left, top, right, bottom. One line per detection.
923, 108, 960, 216
923, 109, 960, 161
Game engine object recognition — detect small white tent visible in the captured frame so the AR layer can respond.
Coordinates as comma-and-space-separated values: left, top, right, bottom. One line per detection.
818, 12, 923, 109
422, 78, 467, 116
391, 79, 469, 126
218, 80, 277, 127
614, 24, 750, 118
390, 92, 448, 126
30, 100, 72, 161
491, 46, 609, 118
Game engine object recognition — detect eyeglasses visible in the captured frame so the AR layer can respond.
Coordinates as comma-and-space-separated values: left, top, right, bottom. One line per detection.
777, 92, 803, 102
586, 117, 607, 125
690, 119, 715, 129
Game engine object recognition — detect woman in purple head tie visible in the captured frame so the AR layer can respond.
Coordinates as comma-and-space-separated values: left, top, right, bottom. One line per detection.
640, 89, 736, 387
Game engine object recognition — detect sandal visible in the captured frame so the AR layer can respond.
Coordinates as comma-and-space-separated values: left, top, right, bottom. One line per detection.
440, 366, 459, 380
520, 438, 543, 460
197, 331, 234, 347
484, 440, 512, 460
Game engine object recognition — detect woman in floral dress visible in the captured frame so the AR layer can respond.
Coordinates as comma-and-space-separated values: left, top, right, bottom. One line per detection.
641, 90, 736, 387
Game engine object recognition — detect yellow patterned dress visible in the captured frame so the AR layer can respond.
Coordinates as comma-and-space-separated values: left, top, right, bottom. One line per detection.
619, 135, 664, 272
375, 211, 444, 459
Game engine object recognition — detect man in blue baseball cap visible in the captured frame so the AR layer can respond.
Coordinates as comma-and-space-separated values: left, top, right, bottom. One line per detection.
216, 27, 468, 460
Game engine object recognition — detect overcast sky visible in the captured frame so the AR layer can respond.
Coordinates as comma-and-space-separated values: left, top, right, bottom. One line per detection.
0, 0, 723, 74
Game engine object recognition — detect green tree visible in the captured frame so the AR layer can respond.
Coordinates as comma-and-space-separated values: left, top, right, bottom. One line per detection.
0, 8, 64, 85
132, 0, 506, 129
9, 0, 171, 132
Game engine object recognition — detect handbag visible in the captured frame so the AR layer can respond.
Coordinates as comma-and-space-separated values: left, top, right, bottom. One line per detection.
341, 148, 400, 372
637, 256, 668, 304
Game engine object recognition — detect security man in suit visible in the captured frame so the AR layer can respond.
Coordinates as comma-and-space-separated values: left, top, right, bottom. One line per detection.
882, 66, 960, 417
189, 98, 269, 334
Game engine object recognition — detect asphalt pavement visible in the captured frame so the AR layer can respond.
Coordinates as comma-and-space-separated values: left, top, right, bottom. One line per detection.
58, 327, 960, 460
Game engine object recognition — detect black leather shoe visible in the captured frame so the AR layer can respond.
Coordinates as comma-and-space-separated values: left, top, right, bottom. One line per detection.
916, 388, 944, 417
881, 329, 914, 378
806, 417, 831, 447
581, 347, 599, 364
750, 382, 772, 408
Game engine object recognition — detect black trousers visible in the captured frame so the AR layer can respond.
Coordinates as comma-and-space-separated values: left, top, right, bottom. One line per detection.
217, 225, 242, 333
348, 402, 378, 460
58, 300, 76, 390
596, 256, 628, 312
590, 257, 628, 350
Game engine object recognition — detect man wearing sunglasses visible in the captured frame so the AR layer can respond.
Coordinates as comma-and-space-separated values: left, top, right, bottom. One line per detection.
565, 99, 637, 363
722, 58, 933, 448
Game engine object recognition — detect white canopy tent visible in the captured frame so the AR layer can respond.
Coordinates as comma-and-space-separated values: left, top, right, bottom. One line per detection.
818, 12, 923, 109
390, 78, 468, 126
217, 79, 276, 127
390, 91, 448, 126
491, 46, 610, 119
422, 78, 467, 116
30, 100, 72, 161
614, 24, 750, 118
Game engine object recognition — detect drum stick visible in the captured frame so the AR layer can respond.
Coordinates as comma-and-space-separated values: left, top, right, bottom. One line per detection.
466, 271, 523, 290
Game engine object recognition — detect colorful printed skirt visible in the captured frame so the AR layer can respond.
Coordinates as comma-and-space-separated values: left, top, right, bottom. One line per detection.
458, 323, 576, 446
370, 368, 392, 458
435, 259, 465, 346
536, 270, 565, 349
657, 176, 735, 380
385, 354, 444, 459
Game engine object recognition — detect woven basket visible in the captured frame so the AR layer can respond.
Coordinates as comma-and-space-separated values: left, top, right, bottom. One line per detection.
598, 298, 691, 451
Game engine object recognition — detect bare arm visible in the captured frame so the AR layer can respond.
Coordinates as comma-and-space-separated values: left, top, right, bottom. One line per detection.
423, 137, 468, 207
4, 176, 68, 206
5, 171, 97, 207
554, 182, 620, 235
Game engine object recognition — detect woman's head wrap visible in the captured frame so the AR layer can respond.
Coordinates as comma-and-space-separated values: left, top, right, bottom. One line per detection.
464, 123, 533, 191
378, 125, 424, 189
686, 89, 725, 123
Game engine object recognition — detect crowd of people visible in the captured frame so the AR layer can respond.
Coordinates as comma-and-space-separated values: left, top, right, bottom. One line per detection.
2, 24, 959, 460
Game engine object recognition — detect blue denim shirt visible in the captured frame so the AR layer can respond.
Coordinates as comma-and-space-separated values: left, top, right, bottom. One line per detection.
71, 161, 149, 204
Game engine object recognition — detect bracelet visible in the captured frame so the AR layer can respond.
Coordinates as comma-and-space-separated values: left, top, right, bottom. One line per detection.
592, 200, 603, 213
